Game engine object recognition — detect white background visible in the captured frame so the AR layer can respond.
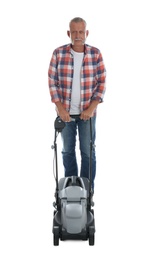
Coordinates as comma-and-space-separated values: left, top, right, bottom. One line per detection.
0, 0, 157, 259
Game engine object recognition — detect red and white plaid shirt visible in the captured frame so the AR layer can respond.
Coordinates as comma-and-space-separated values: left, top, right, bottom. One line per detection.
48, 44, 106, 115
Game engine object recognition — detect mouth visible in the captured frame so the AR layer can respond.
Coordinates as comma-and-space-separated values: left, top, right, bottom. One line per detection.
74, 38, 82, 41
72, 38, 85, 45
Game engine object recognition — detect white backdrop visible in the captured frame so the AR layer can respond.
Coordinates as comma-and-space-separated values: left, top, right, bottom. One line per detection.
0, 0, 157, 259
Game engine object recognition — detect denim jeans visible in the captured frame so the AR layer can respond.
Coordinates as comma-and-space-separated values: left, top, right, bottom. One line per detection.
61, 116, 96, 191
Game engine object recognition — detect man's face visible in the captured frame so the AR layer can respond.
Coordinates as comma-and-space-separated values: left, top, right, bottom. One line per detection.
67, 22, 88, 46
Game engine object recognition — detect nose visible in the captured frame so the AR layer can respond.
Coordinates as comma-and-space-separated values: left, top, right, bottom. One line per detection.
75, 31, 79, 37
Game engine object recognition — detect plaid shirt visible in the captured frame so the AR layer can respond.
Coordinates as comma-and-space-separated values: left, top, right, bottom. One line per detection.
48, 44, 106, 115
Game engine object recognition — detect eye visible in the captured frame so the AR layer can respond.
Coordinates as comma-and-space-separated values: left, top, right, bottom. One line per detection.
71, 31, 85, 35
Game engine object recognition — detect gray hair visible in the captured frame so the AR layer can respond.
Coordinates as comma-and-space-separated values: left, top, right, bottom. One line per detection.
69, 17, 87, 28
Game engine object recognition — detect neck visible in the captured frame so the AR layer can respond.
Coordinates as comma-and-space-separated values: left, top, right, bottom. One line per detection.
72, 45, 84, 53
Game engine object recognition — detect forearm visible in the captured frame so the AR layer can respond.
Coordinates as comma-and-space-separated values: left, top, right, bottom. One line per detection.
55, 101, 66, 114
88, 100, 100, 113
55, 101, 70, 122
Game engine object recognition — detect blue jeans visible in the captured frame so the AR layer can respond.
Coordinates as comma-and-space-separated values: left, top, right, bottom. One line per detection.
61, 116, 96, 191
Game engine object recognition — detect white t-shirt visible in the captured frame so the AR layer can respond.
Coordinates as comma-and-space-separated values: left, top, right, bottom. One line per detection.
69, 49, 84, 115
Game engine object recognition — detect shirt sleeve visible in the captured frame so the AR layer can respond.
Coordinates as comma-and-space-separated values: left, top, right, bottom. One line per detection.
92, 52, 106, 102
48, 51, 61, 103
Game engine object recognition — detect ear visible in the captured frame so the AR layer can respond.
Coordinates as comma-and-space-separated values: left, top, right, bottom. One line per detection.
86, 30, 89, 37
67, 30, 70, 38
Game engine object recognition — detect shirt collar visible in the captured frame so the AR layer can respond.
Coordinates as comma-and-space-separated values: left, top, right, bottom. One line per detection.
67, 43, 89, 54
